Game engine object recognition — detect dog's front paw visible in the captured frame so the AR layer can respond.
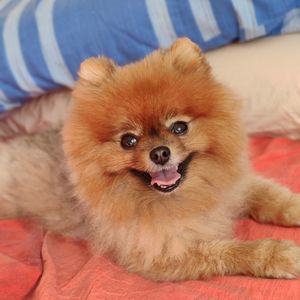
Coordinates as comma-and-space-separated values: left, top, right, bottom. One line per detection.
253, 239, 300, 279
278, 195, 300, 227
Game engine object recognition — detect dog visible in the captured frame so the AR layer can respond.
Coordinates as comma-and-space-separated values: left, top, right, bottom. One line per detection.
1, 38, 300, 281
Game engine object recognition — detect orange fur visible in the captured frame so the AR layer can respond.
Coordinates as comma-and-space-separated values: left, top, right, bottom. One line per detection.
1, 38, 300, 281
62, 38, 300, 280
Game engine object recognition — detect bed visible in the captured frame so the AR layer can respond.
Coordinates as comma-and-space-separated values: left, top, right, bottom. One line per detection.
1, 1, 300, 299
1, 136, 300, 299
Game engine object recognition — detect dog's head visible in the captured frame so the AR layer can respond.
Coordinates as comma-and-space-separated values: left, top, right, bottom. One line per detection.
64, 38, 246, 210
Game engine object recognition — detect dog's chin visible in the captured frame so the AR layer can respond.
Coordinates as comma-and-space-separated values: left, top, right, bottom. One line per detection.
130, 153, 195, 194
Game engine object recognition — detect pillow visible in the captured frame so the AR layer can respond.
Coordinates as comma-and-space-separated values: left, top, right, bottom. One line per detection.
206, 33, 300, 139
1, 34, 300, 139
0, 0, 300, 113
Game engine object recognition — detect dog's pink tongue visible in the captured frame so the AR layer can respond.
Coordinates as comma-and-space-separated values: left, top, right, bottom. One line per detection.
150, 167, 181, 186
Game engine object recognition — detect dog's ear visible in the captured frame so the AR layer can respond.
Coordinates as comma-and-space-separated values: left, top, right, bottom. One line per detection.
78, 57, 117, 85
166, 37, 210, 74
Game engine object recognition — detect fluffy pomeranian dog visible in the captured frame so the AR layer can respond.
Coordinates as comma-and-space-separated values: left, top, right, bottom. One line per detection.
1, 38, 300, 281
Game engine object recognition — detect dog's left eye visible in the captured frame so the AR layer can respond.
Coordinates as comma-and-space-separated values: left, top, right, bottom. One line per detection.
121, 133, 138, 149
170, 121, 188, 135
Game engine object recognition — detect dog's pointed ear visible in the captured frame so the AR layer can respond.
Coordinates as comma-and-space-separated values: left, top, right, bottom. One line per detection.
78, 57, 117, 84
166, 37, 210, 73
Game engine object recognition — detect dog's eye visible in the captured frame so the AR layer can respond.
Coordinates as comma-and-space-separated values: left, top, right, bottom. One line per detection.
121, 134, 138, 149
170, 121, 188, 135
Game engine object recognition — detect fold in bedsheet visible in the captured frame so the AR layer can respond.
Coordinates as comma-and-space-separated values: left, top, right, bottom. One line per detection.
1, 136, 300, 300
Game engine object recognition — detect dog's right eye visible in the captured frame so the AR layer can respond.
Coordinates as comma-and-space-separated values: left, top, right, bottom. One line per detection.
170, 121, 188, 135
121, 134, 138, 149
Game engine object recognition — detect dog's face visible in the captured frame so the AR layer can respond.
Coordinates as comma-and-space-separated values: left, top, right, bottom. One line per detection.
64, 38, 246, 210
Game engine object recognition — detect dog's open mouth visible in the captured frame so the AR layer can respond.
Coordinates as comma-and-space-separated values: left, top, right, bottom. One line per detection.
130, 153, 194, 193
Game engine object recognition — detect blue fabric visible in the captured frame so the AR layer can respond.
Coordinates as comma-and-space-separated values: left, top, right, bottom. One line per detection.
0, 0, 300, 112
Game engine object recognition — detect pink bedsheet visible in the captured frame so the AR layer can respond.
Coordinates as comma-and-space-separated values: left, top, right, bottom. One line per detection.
1, 136, 300, 300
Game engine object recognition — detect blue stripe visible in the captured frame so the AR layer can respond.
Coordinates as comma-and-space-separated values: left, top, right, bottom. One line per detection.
166, 0, 202, 44
210, 0, 239, 44
254, 0, 298, 21
253, 0, 300, 36
53, 0, 158, 79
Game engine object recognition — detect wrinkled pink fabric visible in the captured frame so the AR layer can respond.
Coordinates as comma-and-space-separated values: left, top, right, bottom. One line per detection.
1, 137, 300, 300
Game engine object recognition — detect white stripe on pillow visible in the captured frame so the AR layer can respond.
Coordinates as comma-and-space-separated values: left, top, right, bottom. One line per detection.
35, 0, 74, 87
189, 0, 221, 41
3, 0, 44, 95
232, 0, 265, 39
145, 0, 177, 48
0, 0, 12, 11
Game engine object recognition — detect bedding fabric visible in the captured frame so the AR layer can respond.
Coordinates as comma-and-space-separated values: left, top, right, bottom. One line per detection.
1, 136, 300, 299
1, 0, 300, 112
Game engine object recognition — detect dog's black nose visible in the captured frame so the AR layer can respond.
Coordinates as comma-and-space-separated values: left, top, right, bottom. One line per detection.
150, 146, 170, 165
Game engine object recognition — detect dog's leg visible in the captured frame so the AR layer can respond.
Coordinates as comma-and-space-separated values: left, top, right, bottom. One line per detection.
134, 238, 300, 281
0, 133, 89, 237
0, 141, 21, 219
245, 176, 300, 226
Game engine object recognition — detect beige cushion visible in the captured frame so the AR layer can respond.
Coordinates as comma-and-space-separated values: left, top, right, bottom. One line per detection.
206, 33, 300, 139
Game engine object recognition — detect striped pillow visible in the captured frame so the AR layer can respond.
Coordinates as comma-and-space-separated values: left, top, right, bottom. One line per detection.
0, 0, 300, 113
